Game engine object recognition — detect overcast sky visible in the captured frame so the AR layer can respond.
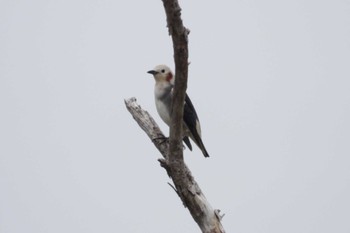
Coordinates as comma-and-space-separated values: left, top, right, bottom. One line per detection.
1, 0, 350, 233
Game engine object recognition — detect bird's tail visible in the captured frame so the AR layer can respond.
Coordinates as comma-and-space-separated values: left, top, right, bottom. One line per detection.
198, 140, 210, 158
183, 136, 192, 151
191, 133, 209, 158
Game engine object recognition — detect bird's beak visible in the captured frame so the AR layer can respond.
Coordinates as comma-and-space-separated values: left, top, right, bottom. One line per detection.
147, 70, 158, 75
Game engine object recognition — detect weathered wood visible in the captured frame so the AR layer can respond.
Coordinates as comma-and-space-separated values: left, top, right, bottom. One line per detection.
161, 1, 225, 232
124, 97, 169, 158
162, 0, 190, 163
125, 98, 225, 233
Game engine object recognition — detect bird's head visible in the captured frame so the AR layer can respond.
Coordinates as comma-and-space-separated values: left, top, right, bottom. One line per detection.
147, 65, 174, 85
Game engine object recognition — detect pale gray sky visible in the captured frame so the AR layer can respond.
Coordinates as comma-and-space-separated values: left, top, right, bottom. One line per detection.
1, 0, 350, 233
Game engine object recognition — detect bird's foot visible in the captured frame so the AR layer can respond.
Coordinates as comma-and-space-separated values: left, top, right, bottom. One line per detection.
152, 136, 186, 150
152, 136, 169, 145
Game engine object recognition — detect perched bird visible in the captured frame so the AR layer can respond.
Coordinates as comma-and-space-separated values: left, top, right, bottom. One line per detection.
147, 64, 209, 158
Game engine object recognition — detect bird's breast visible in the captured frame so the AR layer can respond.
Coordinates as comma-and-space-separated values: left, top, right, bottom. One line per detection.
155, 98, 171, 126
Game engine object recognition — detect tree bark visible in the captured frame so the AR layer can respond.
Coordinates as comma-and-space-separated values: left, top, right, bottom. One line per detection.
162, 0, 189, 163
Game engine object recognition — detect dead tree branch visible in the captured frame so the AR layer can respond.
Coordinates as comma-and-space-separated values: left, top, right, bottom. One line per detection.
162, 0, 190, 163
125, 98, 225, 233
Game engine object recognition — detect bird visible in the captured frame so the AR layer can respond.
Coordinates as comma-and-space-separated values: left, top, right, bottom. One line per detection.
147, 64, 209, 158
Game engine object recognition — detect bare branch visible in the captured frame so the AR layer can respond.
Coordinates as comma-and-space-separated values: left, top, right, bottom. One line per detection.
162, 0, 190, 163
125, 98, 225, 233
160, 1, 226, 232
124, 97, 169, 158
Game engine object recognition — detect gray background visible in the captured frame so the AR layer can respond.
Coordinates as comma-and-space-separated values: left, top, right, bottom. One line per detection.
1, 0, 349, 232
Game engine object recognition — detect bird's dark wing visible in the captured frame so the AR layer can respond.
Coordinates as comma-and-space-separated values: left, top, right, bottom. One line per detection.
183, 94, 209, 157
182, 94, 197, 151
183, 94, 200, 136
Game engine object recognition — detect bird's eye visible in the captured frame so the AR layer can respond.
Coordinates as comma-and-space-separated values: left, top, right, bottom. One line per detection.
161, 69, 165, 73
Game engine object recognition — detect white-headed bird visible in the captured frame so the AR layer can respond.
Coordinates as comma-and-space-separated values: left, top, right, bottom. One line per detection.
147, 65, 209, 158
